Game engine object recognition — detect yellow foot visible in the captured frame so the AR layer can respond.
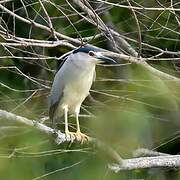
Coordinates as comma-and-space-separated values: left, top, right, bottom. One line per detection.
65, 131, 76, 142
74, 131, 89, 144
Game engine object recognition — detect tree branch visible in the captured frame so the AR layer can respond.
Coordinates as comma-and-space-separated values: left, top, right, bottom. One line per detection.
0, 40, 75, 48
96, 0, 180, 12
101, 51, 180, 83
0, 4, 80, 45
109, 155, 180, 171
0, 109, 122, 163
71, 1, 180, 83
1, 109, 180, 171
0, 109, 88, 144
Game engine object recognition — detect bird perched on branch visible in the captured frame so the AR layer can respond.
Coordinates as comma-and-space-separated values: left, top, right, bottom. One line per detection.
48, 46, 116, 143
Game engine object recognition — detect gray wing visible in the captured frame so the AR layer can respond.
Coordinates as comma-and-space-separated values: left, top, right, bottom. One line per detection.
48, 69, 64, 121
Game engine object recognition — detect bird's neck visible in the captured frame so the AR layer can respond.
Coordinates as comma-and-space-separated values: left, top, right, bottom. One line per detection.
70, 58, 96, 71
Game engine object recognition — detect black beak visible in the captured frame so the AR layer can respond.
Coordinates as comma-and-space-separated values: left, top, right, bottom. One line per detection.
97, 55, 117, 64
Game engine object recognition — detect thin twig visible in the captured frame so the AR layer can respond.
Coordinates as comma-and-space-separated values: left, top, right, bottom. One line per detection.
101, 51, 180, 83
96, 0, 180, 12
38, 0, 58, 40
0, 40, 75, 48
126, 0, 142, 57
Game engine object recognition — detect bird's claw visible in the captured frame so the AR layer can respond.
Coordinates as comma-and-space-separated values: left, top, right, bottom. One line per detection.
65, 130, 89, 144
65, 131, 76, 143
74, 131, 89, 144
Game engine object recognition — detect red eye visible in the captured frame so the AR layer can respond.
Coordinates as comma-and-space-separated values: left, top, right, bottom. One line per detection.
88, 51, 95, 56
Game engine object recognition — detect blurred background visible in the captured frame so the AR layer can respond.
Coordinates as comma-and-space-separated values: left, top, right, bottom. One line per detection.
0, 0, 180, 179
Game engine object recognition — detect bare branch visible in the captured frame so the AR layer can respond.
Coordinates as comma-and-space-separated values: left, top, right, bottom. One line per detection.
96, 0, 180, 12
126, 0, 142, 57
38, 0, 58, 40
0, 109, 122, 163
101, 51, 180, 83
0, 40, 75, 48
72, 0, 137, 56
0, 109, 88, 144
1, 110, 180, 172
109, 155, 180, 171
0, 0, 13, 3
0, 4, 80, 44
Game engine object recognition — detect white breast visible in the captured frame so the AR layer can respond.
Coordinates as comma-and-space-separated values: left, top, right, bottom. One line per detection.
59, 64, 95, 114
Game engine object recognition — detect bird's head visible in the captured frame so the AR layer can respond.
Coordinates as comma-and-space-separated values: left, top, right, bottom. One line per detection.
72, 46, 117, 65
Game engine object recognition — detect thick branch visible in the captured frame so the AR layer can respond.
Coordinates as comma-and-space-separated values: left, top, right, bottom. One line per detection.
0, 109, 122, 163
109, 155, 180, 171
0, 109, 91, 144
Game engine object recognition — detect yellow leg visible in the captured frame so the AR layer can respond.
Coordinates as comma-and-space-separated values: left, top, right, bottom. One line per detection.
75, 109, 89, 143
64, 105, 75, 142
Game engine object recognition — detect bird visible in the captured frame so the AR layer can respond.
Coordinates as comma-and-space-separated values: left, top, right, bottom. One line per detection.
48, 46, 116, 143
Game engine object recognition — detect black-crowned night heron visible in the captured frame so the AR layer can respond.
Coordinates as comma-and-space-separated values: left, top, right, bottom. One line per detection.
48, 46, 116, 142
